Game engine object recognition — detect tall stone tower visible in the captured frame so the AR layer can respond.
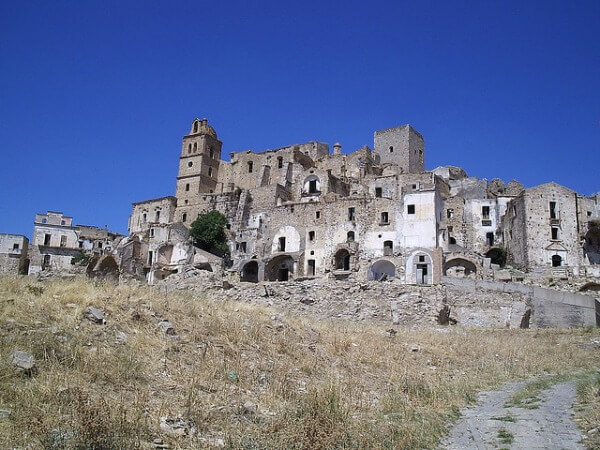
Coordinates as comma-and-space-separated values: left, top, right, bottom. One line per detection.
175, 118, 222, 202
374, 125, 424, 173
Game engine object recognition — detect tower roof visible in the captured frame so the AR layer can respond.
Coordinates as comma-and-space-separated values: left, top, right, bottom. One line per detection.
190, 118, 217, 138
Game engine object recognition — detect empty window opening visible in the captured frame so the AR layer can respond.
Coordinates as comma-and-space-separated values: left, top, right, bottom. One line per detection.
309, 179, 318, 193
449, 237, 457, 245
447, 209, 454, 219
209, 147, 214, 158
60, 235, 67, 247
155, 211, 160, 222
407, 204, 415, 214
188, 161, 193, 167
149, 228, 154, 237
383, 240, 393, 256
389, 146, 394, 153
418, 255, 426, 263
482, 206, 490, 220
347, 231, 355, 242
188, 143, 192, 153
551, 227, 559, 240
412, 184, 417, 189
208, 167, 213, 177
142, 213, 147, 223
587, 211, 592, 217
148, 251, 153, 265
193, 121, 198, 133
182, 213, 187, 223
240, 242, 247, 253
316, 211, 321, 219
44, 234, 51, 246
310, 250, 315, 255
13, 243, 19, 250
308, 231, 315, 241
61, 220, 65, 225
248, 161, 253, 173
42, 218, 47, 223
278, 157, 283, 168
550, 201, 557, 219
348, 207, 355, 221
307, 259, 316, 276
98, 242, 103, 249
335, 250, 351, 271
43, 254, 51, 268
185, 183, 190, 191
375, 187, 382, 198
486, 232, 494, 246
193, 142, 197, 151
278, 237, 286, 252
552, 254, 562, 267
381, 212, 389, 224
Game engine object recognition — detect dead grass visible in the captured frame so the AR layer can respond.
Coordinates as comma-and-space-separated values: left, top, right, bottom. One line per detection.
575, 372, 600, 449
0, 274, 598, 449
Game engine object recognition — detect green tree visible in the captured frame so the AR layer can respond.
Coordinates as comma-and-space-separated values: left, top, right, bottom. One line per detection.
189, 210, 230, 255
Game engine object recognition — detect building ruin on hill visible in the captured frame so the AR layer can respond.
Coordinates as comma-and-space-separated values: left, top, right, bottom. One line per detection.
124, 118, 600, 285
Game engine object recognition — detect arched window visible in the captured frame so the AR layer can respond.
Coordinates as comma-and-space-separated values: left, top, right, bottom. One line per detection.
193, 121, 198, 133
208, 167, 213, 177
303, 175, 321, 194
188, 143, 192, 153
193, 142, 197, 151
383, 240, 393, 256
347, 231, 355, 242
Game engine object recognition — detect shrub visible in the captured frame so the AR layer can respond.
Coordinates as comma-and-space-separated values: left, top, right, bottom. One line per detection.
190, 210, 229, 255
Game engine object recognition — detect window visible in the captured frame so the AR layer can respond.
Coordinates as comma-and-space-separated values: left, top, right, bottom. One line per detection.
375, 187, 382, 198
588, 211, 592, 217
60, 235, 67, 247
412, 184, 417, 189
308, 230, 315, 241
486, 232, 494, 246
142, 213, 147, 222
240, 242, 247, 253
310, 250, 314, 255
188, 143, 191, 153
278, 157, 283, 168
188, 161, 193, 167
155, 211, 160, 222
193, 142, 197, 151
381, 212, 389, 224
182, 213, 187, 223
248, 161, 253, 173
148, 251, 153, 265
450, 237, 457, 245
348, 207, 355, 221
551, 227, 559, 240
193, 121, 198, 133
347, 231, 355, 242
418, 255, 426, 263
43, 254, 51, 267
389, 146, 394, 153
44, 234, 51, 246
150, 228, 154, 237
308, 179, 318, 193
407, 204, 415, 214
12, 243, 19, 250
208, 167, 213, 177
383, 240, 393, 256
447, 209, 454, 219
78, 240, 83, 248
61, 220, 65, 225
482, 206, 490, 220
316, 211, 321, 219
307, 259, 316, 276
552, 255, 562, 267
209, 147, 214, 158
185, 183, 190, 191
549, 201, 557, 219
98, 242, 103, 249
278, 237, 286, 252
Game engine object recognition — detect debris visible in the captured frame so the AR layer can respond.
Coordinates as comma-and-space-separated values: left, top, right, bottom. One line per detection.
11, 350, 36, 373
157, 321, 176, 335
85, 306, 105, 324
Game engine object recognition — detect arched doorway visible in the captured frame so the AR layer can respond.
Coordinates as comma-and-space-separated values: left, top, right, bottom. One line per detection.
240, 261, 259, 283
334, 249, 351, 271
265, 255, 295, 281
485, 247, 506, 267
369, 259, 396, 281
407, 251, 433, 285
443, 258, 477, 278
552, 255, 562, 267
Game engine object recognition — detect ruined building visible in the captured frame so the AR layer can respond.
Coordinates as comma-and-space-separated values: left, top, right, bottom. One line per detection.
125, 118, 600, 285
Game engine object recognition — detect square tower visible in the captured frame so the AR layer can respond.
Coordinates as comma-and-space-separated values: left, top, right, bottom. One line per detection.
374, 125, 424, 173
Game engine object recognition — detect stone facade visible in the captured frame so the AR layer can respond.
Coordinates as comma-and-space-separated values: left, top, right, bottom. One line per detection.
0, 234, 29, 274
126, 118, 600, 285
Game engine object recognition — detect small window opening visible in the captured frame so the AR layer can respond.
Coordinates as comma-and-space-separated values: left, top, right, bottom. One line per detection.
552, 254, 562, 267
551, 227, 559, 240
182, 213, 187, 223
142, 213, 147, 222
148, 250, 153, 265
381, 212, 389, 224
447, 209, 454, 219
316, 211, 321, 219
155, 211, 160, 222
549, 201, 557, 219
193, 121, 198, 133
347, 231, 355, 242
98, 242, 103, 249
308, 230, 315, 241
307, 259, 316, 276
383, 240, 393, 256
209, 147, 214, 158
418, 255, 426, 263
587, 211, 592, 217
310, 250, 314, 255
78, 241, 83, 248
61, 220, 65, 225
278, 157, 283, 168
193, 142, 197, 151
348, 207, 355, 221
407, 204, 415, 214
308, 179, 318, 193
188, 143, 192, 153
449, 237, 457, 245
60, 235, 67, 247
389, 146, 393, 153
208, 167, 213, 177
149, 228, 154, 237
188, 161, 193, 167
42, 218, 47, 223
185, 183, 190, 192
248, 161, 253, 173
240, 242, 247, 253
13, 243, 19, 250
44, 234, 51, 246
278, 237, 286, 252
375, 187, 382, 198
412, 184, 417, 189
486, 232, 494, 246
482, 206, 490, 220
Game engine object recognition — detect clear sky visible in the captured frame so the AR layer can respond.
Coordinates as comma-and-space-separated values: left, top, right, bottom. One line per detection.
1, 0, 599, 238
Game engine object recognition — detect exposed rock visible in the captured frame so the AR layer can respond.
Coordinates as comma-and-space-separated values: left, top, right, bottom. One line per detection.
0, 409, 11, 420
115, 331, 128, 345
85, 306, 105, 324
11, 350, 36, 373
157, 321, 176, 335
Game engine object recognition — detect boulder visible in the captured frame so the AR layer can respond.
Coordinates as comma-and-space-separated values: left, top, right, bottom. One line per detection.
85, 306, 105, 324
157, 320, 176, 335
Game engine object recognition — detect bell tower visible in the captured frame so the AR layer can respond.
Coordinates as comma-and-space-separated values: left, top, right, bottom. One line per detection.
175, 118, 222, 200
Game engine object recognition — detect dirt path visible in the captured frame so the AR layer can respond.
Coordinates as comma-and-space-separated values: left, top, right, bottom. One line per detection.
441, 379, 585, 449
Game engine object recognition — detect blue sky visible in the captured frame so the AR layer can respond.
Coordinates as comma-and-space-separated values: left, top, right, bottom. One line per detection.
1, 0, 599, 238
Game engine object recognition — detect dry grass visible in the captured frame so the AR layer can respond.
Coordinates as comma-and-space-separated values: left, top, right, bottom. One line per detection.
0, 275, 598, 449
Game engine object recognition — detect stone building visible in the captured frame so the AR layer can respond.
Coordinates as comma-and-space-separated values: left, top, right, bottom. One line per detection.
28, 211, 123, 274
126, 118, 600, 285
0, 234, 29, 274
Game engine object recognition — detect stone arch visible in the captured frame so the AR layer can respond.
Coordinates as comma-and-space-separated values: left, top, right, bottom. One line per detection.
302, 175, 321, 194
87, 255, 119, 280
485, 247, 506, 267
583, 227, 600, 264
369, 259, 396, 281
406, 250, 433, 285
579, 282, 600, 292
265, 255, 295, 281
443, 258, 477, 278
240, 260, 259, 283
334, 249, 351, 271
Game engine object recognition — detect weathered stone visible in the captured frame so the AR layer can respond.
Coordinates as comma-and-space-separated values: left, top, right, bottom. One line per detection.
115, 331, 128, 345
85, 306, 105, 324
157, 320, 175, 335
11, 350, 36, 372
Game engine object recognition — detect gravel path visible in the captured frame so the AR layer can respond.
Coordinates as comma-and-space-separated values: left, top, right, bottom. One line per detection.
441, 379, 584, 449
